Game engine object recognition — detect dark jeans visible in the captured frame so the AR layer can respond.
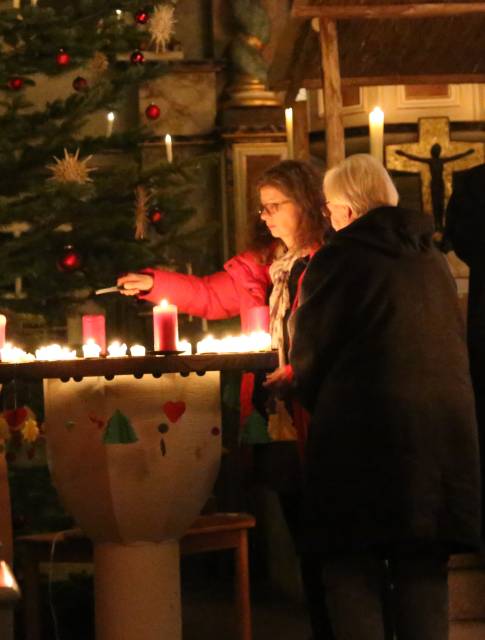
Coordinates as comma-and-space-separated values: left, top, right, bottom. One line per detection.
320, 549, 449, 640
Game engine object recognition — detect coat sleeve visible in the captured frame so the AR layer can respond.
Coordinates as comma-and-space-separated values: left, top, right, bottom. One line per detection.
289, 246, 363, 411
138, 251, 270, 320
139, 268, 242, 319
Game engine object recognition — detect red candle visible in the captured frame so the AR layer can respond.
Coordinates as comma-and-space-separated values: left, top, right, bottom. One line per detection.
153, 300, 178, 351
246, 305, 270, 333
82, 315, 106, 354
0, 314, 6, 350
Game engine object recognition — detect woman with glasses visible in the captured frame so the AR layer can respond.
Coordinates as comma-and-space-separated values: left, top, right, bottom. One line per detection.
290, 154, 481, 640
117, 159, 334, 640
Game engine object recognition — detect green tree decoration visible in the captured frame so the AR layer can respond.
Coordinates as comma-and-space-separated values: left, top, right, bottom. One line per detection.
103, 409, 138, 445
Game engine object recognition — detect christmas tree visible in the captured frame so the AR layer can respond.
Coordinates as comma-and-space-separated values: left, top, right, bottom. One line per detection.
0, 0, 212, 341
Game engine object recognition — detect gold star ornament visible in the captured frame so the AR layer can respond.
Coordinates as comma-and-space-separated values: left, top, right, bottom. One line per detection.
47, 149, 96, 184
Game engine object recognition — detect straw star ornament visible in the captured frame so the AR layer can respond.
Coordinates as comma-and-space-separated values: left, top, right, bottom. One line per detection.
149, 4, 176, 53
47, 149, 95, 184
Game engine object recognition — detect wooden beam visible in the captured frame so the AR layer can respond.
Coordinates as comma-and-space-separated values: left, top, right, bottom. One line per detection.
293, 2, 485, 20
300, 73, 485, 87
284, 21, 316, 106
318, 18, 345, 167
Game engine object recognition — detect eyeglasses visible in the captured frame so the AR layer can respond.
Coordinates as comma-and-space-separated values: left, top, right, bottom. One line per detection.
258, 199, 292, 217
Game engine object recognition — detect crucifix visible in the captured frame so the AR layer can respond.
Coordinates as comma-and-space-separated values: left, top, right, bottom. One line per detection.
386, 117, 484, 233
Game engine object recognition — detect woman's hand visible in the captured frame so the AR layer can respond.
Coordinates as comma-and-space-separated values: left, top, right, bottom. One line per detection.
117, 273, 154, 296
263, 366, 292, 396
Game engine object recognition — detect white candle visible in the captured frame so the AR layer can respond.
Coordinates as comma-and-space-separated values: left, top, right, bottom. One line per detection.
0, 343, 35, 363
130, 344, 146, 357
164, 133, 173, 163
106, 111, 115, 137
177, 339, 192, 355
35, 344, 76, 361
107, 341, 128, 357
369, 107, 384, 164
285, 107, 294, 159
196, 331, 272, 354
82, 339, 102, 358
115, 8, 123, 20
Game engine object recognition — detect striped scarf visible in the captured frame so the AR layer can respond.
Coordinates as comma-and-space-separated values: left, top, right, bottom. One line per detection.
267, 248, 309, 442
269, 248, 308, 366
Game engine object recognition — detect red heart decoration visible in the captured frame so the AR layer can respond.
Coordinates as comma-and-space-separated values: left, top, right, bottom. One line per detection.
88, 412, 105, 429
163, 401, 186, 423
4, 407, 28, 428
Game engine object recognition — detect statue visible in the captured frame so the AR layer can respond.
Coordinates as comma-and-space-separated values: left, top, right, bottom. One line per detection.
224, 0, 280, 107
396, 143, 475, 233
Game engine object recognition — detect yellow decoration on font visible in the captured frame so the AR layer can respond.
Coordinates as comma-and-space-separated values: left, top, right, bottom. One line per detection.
21, 418, 40, 443
0, 416, 10, 441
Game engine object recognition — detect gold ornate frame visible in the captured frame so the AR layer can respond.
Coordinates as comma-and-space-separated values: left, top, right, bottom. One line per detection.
232, 142, 288, 253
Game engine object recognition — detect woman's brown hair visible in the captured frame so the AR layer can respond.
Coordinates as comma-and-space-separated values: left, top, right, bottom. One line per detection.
246, 160, 330, 260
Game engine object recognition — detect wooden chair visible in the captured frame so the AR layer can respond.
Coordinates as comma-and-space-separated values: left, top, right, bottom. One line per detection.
16, 512, 256, 640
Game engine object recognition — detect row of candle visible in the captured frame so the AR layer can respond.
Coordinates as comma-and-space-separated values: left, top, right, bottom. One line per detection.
0, 331, 271, 363
0, 300, 273, 362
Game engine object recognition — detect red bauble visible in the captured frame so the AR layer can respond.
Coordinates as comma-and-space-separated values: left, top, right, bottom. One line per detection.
8, 77, 24, 91
148, 207, 165, 224
130, 50, 145, 64
56, 49, 70, 66
72, 76, 88, 92
57, 245, 82, 272
145, 103, 161, 120
134, 9, 150, 24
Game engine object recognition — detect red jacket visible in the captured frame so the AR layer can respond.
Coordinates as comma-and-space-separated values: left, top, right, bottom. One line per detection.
139, 251, 271, 332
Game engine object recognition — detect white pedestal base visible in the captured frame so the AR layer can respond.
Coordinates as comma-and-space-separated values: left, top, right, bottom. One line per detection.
94, 540, 181, 640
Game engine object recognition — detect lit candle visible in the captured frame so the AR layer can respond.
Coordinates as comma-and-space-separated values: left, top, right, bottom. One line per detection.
0, 343, 35, 363
0, 315, 6, 350
130, 344, 146, 357
285, 107, 294, 159
195, 332, 271, 354
82, 315, 106, 354
106, 111, 115, 137
115, 8, 123, 20
153, 299, 178, 351
246, 306, 270, 333
82, 339, 102, 359
35, 344, 76, 361
177, 339, 192, 355
369, 107, 384, 164
164, 133, 173, 163
107, 341, 128, 357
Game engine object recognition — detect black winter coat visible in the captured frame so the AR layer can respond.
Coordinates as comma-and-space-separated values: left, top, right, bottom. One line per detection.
290, 206, 481, 554
445, 164, 485, 533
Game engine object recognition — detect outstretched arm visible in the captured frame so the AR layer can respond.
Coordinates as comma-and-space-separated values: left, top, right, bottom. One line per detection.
443, 149, 475, 163
395, 149, 428, 164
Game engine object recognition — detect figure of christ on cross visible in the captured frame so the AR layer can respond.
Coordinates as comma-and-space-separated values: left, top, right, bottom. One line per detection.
396, 143, 475, 233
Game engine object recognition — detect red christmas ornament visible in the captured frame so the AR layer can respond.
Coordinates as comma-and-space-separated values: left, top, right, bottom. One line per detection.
56, 49, 70, 66
148, 207, 165, 224
134, 9, 150, 24
57, 245, 82, 272
145, 103, 161, 120
8, 77, 24, 91
130, 50, 145, 65
72, 76, 88, 92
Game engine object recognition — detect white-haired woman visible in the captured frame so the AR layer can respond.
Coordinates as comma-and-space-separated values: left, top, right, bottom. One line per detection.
289, 154, 481, 640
